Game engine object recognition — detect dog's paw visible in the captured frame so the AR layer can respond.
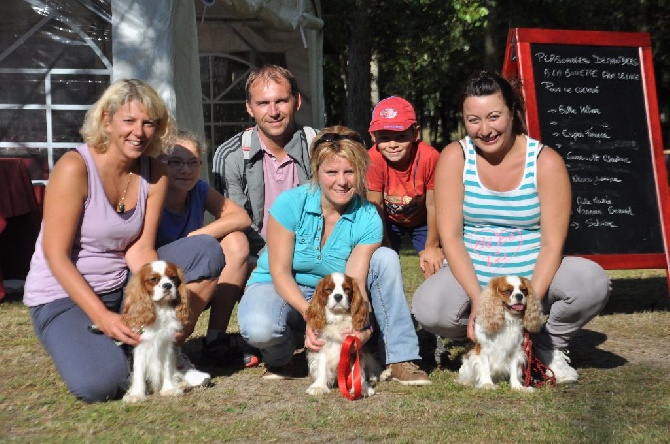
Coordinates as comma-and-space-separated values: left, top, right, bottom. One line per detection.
456, 375, 474, 386
306, 385, 330, 396
159, 387, 184, 397
379, 367, 392, 381
122, 393, 147, 403
362, 386, 375, 397
513, 385, 535, 393
478, 382, 498, 390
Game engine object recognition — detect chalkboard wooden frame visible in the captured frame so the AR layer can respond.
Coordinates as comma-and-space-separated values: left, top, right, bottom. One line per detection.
502, 28, 670, 281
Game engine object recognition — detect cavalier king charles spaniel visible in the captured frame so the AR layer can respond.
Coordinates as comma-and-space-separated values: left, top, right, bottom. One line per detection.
121, 260, 191, 403
304, 272, 376, 397
458, 275, 545, 392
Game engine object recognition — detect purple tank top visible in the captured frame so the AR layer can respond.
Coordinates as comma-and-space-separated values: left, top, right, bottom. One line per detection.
24, 144, 151, 306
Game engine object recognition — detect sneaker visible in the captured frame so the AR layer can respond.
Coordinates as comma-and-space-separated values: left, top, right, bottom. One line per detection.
231, 334, 262, 369
243, 353, 261, 369
386, 361, 432, 386
535, 346, 579, 384
176, 349, 212, 387
262, 361, 300, 380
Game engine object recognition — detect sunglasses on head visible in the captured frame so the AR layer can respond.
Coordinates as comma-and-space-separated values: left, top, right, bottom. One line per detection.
313, 132, 365, 148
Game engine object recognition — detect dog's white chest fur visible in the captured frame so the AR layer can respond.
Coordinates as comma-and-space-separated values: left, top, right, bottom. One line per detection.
474, 313, 526, 378
136, 306, 181, 381
310, 316, 353, 384
123, 307, 182, 403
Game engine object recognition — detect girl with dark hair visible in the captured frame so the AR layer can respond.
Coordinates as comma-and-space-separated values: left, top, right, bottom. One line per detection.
412, 71, 610, 384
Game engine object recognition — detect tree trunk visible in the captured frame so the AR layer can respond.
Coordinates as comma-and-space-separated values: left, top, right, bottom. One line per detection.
483, 0, 500, 72
346, 0, 373, 145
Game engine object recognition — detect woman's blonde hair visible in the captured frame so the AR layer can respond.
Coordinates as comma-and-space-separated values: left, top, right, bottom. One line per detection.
80, 79, 176, 157
309, 125, 369, 199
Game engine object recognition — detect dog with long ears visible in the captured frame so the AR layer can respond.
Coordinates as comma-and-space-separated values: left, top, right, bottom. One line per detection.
121, 260, 191, 403
304, 272, 377, 397
458, 275, 545, 391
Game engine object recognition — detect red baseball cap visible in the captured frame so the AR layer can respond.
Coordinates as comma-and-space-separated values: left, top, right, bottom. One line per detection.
368, 96, 417, 132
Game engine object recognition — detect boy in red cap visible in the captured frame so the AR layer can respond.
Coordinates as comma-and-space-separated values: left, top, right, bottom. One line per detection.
367, 96, 444, 278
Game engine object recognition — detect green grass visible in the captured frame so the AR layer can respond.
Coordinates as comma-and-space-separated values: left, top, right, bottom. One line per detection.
1, 248, 669, 443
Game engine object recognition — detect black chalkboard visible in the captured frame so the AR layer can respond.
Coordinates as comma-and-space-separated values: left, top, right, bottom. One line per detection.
531, 44, 661, 254
503, 28, 670, 272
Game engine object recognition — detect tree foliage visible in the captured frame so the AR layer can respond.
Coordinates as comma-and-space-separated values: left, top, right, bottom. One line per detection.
322, 0, 670, 148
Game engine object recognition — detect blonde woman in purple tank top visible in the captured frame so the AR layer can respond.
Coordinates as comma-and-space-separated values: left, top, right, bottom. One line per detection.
24, 80, 223, 403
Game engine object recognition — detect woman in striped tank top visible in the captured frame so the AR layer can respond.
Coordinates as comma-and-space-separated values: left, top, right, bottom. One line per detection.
412, 71, 610, 384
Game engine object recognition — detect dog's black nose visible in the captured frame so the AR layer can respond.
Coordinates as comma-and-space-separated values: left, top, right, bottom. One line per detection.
333, 293, 343, 302
162, 282, 173, 291
514, 293, 523, 302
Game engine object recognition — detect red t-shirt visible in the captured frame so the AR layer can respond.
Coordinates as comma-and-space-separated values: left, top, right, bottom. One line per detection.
367, 141, 440, 227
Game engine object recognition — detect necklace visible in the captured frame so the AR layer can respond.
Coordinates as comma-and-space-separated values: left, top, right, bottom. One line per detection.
116, 172, 133, 213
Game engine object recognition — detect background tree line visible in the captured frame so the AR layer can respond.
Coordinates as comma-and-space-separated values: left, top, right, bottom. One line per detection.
320, 0, 670, 149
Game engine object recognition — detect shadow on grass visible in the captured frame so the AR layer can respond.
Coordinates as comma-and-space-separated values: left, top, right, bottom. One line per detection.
604, 275, 670, 314
417, 326, 629, 374
0, 291, 23, 304
181, 332, 268, 378
569, 328, 627, 369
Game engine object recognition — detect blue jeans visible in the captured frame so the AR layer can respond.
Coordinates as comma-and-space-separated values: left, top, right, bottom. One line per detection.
386, 221, 428, 254
238, 247, 421, 366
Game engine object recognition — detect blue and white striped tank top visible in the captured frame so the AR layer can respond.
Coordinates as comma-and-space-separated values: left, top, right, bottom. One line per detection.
461, 135, 542, 287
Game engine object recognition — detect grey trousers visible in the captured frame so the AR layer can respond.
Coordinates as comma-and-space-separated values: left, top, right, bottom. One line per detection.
411, 256, 611, 349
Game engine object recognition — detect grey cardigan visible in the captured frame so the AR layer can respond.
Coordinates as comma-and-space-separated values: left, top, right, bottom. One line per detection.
211, 125, 316, 254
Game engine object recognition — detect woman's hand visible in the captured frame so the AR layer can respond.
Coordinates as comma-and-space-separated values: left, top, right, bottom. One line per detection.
467, 299, 479, 342
419, 246, 445, 279
467, 312, 477, 342
96, 311, 141, 346
341, 326, 373, 345
304, 323, 326, 352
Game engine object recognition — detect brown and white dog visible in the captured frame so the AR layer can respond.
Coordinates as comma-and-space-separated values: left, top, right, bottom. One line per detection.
304, 272, 376, 397
458, 275, 545, 392
121, 260, 191, 403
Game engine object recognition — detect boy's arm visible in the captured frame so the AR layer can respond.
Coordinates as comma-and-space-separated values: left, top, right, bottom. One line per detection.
366, 190, 392, 248
419, 189, 445, 278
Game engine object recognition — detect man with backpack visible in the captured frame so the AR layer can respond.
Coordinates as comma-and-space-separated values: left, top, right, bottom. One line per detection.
212, 64, 316, 261
208, 65, 316, 365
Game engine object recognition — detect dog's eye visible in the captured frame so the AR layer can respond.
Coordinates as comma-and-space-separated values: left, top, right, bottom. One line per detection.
148, 276, 160, 284
501, 289, 512, 297
170, 276, 181, 286
521, 288, 528, 296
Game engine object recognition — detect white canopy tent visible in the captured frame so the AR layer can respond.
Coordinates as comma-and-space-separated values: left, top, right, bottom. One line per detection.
0, 0, 324, 177
112, 0, 324, 165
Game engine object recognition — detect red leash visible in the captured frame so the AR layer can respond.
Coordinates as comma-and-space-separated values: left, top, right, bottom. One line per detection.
522, 331, 557, 388
338, 335, 363, 400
